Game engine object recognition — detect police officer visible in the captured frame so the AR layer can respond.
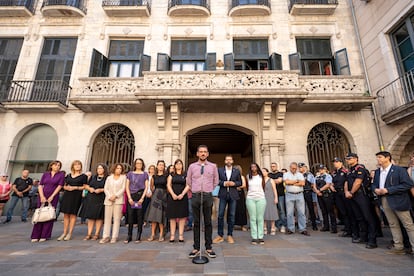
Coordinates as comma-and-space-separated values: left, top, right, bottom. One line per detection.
344, 153, 378, 249
298, 163, 318, 231
314, 165, 337, 233
331, 157, 353, 237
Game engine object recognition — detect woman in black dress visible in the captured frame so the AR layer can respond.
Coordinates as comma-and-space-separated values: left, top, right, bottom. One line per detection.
81, 164, 108, 241
57, 160, 88, 241
166, 159, 189, 242
234, 165, 248, 231
146, 160, 167, 242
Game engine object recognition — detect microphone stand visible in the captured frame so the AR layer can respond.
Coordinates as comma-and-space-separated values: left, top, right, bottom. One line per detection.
193, 164, 209, 264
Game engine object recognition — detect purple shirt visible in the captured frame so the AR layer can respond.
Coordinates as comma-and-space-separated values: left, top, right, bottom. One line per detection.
126, 171, 148, 193
186, 160, 219, 193
38, 171, 65, 208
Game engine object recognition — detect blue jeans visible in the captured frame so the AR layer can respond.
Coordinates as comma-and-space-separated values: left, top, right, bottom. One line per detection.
275, 195, 287, 228
217, 194, 237, 237
285, 192, 307, 232
246, 198, 266, 240
6, 196, 29, 221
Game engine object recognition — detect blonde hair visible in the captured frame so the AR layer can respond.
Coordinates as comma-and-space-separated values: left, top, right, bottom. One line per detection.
70, 160, 83, 174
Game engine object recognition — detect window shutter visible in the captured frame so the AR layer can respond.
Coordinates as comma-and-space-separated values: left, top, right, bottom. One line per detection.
289, 52, 302, 74
224, 53, 234, 70
205, 53, 216, 70
334, 48, 351, 75
139, 54, 151, 76
89, 49, 109, 77
157, 53, 171, 71
269, 52, 282, 70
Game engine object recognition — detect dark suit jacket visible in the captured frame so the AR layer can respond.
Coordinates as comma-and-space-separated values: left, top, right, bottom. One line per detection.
372, 164, 414, 211
218, 167, 242, 201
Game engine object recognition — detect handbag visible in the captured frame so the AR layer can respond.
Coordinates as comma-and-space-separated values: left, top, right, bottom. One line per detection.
212, 185, 220, 197
32, 202, 56, 224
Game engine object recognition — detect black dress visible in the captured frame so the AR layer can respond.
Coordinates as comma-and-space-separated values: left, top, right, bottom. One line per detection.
80, 175, 107, 220
166, 174, 189, 219
235, 188, 248, 226
146, 174, 167, 224
60, 174, 87, 215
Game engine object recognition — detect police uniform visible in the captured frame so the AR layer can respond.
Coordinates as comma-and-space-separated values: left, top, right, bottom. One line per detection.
332, 166, 353, 236
303, 171, 318, 230
315, 172, 337, 233
347, 163, 377, 247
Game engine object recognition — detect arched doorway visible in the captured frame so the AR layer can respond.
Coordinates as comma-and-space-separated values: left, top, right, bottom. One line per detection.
90, 124, 135, 171
186, 126, 254, 171
307, 123, 351, 172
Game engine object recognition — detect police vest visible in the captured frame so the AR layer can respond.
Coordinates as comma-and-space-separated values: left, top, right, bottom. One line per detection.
315, 174, 326, 190
303, 172, 313, 191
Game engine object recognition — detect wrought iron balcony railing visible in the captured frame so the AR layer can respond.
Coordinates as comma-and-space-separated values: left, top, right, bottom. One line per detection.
6, 80, 71, 106
377, 70, 414, 118
0, 0, 36, 13
102, 0, 151, 12
289, 0, 338, 12
42, 0, 87, 14
231, 0, 271, 8
168, 0, 209, 10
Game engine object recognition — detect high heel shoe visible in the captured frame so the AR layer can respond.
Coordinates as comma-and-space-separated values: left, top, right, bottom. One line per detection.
63, 234, 71, 241
179, 235, 184, 243
147, 236, 155, 241
124, 236, 132, 244
57, 233, 66, 241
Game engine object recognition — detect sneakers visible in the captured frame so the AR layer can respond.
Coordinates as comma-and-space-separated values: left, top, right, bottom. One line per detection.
280, 226, 286, 233
206, 250, 216, 258
188, 250, 200, 258
213, 236, 224, 244
227, 235, 235, 244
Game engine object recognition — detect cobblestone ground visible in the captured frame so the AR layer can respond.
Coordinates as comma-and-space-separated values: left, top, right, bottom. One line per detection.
0, 217, 412, 276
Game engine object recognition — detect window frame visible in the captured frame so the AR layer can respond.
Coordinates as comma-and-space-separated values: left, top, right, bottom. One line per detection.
391, 13, 414, 75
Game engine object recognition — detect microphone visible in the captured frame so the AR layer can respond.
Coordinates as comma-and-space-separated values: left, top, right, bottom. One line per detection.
200, 164, 204, 175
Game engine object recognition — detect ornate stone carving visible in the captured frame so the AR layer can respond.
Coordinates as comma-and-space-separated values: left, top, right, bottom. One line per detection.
301, 77, 364, 96
75, 78, 144, 97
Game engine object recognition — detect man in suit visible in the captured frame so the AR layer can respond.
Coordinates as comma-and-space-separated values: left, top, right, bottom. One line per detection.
373, 151, 414, 255
213, 155, 242, 244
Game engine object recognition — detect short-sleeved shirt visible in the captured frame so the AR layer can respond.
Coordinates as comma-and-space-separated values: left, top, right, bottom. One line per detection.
315, 173, 333, 189
332, 168, 348, 190
13, 177, 33, 197
347, 164, 366, 190
283, 171, 305, 193
269, 171, 284, 196
303, 172, 315, 191
127, 171, 148, 193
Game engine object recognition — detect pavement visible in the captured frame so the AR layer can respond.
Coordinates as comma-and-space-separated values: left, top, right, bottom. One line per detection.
0, 217, 413, 276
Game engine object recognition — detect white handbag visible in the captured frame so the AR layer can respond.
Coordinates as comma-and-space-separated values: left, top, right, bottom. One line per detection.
32, 203, 56, 224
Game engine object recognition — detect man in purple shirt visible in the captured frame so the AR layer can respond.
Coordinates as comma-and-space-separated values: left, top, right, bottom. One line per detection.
186, 145, 219, 259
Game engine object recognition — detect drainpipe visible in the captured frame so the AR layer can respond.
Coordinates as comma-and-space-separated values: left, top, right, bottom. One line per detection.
348, 0, 385, 150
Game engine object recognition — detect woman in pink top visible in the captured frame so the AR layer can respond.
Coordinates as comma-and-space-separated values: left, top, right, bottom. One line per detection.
0, 173, 12, 220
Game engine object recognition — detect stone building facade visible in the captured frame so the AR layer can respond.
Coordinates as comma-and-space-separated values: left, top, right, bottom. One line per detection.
0, 0, 380, 181
352, 0, 414, 165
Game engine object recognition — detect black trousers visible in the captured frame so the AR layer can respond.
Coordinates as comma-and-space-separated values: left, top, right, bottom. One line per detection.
126, 191, 144, 239
192, 192, 213, 251
318, 194, 337, 231
350, 190, 377, 245
334, 191, 352, 234
304, 191, 317, 228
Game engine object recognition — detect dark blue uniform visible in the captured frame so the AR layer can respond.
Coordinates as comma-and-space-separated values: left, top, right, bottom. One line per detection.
303, 172, 317, 230
315, 173, 337, 233
332, 167, 353, 236
347, 164, 377, 247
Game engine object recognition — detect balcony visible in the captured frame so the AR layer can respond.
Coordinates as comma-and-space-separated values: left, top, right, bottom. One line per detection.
41, 0, 87, 17
0, 0, 35, 17
377, 70, 414, 124
229, 0, 271, 17
289, 0, 338, 16
71, 72, 372, 113
102, 0, 151, 17
168, 0, 210, 17
2, 80, 71, 113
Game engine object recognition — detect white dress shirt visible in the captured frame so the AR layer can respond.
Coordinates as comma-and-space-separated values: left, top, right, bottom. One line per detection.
379, 163, 392, 189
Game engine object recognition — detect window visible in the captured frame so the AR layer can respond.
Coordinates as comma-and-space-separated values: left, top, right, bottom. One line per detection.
224, 39, 282, 70
0, 38, 24, 94
289, 38, 350, 75
89, 40, 150, 77
157, 39, 216, 71
391, 13, 414, 74
36, 38, 77, 82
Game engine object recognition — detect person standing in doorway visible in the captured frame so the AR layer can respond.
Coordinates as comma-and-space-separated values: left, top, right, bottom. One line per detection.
5, 169, 33, 223
213, 155, 242, 244
186, 145, 219, 259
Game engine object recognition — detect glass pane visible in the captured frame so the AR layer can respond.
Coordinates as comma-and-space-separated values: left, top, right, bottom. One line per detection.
119, 62, 133, 77
398, 39, 414, 58
15, 125, 58, 161
109, 62, 119, 77
171, 62, 181, 71
133, 63, 140, 77
322, 61, 332, 75
402, 53, 414, 72
395, 25, 409, 44
53, 60, 64, 77
182, 62, 195, 71
196, 62, 205, 71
